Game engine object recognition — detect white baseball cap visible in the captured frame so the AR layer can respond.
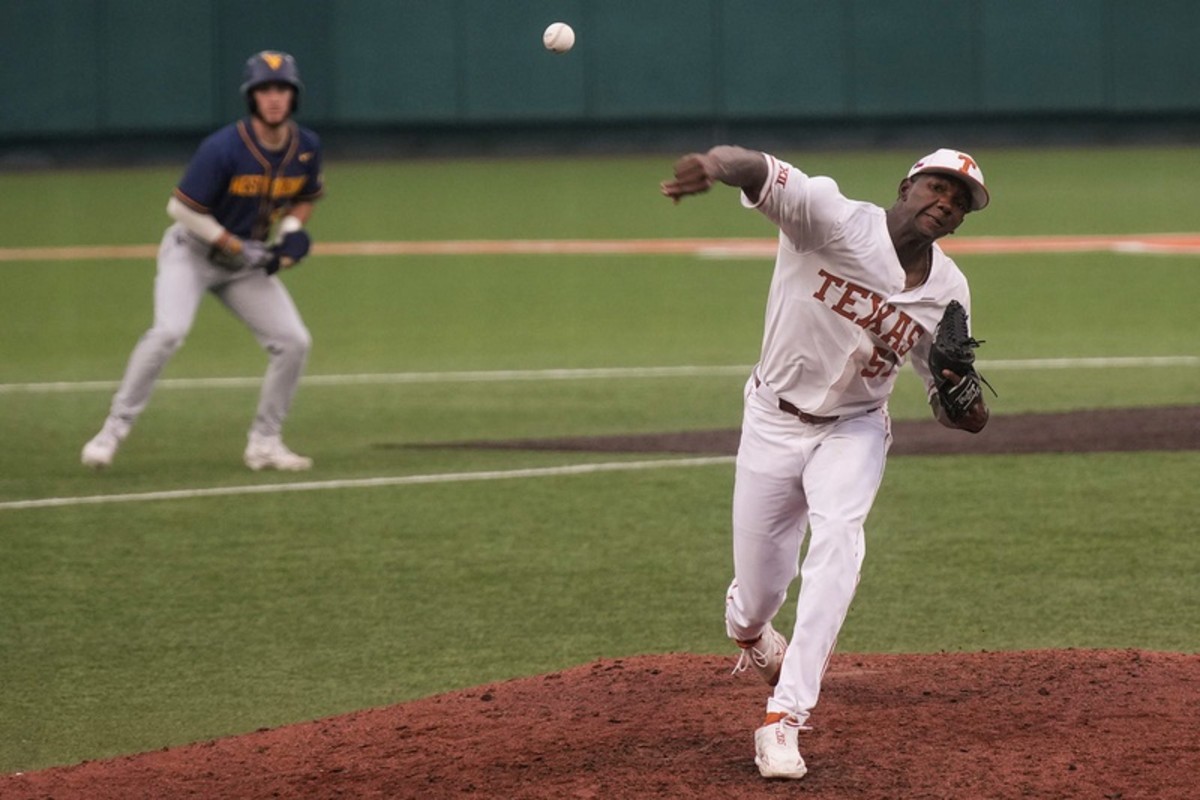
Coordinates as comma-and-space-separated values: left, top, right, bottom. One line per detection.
907, 148, 989, 211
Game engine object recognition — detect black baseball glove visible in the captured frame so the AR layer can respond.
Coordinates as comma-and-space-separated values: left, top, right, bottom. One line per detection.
266, 230, 312, 275
929, 300, 994, 422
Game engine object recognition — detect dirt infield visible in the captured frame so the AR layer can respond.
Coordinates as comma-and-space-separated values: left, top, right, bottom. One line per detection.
3, 650, 1196, 800
2, 406, 1197, 799
418, 405, 1200, 457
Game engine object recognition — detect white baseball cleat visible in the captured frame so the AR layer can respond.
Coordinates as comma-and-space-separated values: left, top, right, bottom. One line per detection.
243, 433, 313, 471
81, 419, 130, 469
754, 712, 809, 779
733, 621, 787, 686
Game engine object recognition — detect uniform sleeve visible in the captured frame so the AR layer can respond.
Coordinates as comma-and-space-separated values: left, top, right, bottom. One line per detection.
739, 155, 847, 252
174, 132, 232, 213
296, 132, 325, 201
909, 335, 936, 395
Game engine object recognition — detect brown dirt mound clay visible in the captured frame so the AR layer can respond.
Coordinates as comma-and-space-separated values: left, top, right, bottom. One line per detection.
405, 406, 1200, 457
3, 649, 1196, 799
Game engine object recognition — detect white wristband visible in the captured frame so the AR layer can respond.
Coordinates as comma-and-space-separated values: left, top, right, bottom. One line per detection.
278, 215, 303, 235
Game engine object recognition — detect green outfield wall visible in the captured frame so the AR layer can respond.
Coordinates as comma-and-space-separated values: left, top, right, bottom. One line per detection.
1, 0, 1197, 141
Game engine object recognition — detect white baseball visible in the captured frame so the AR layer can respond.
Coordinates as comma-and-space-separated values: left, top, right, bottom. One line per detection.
543, 22, 575, 54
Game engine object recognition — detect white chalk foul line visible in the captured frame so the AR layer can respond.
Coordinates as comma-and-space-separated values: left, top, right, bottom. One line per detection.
0, 456, 733, 512
1, 358, 1196, 395
0, 366, 750, 394
0, 366, 753, 394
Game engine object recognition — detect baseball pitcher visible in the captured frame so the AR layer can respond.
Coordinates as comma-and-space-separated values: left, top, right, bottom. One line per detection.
661, 146, 991, 779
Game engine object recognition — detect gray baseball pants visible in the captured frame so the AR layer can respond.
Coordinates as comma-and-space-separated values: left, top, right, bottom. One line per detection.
106, 223, 311, 438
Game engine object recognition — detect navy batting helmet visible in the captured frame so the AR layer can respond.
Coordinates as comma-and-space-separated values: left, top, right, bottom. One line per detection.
241, 51, 303, 114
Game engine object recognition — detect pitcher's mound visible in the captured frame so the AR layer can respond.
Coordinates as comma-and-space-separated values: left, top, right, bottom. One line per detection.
4, 649, 1196, 799
399, 406, 1200, 457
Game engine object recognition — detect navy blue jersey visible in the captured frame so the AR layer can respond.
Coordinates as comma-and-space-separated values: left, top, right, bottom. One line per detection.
173, 118, 324, 242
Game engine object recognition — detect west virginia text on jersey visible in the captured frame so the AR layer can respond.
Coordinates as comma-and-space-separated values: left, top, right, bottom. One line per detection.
226, 175, 309, 198
173, 119, 323, 241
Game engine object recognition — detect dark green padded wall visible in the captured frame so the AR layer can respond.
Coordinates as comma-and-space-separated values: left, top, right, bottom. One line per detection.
1109, 0, 1200, 112
979, 0, 1107, 113
719, 2, 851, 119
103, 0, 216, 131
0, 0, 1195, 139
1, 0, 103, 135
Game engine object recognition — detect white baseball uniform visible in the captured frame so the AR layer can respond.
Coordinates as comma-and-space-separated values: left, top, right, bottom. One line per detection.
724, 154, 973, 723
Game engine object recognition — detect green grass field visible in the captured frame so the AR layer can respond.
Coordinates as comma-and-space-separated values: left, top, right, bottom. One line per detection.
1, 146, 1197, 773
